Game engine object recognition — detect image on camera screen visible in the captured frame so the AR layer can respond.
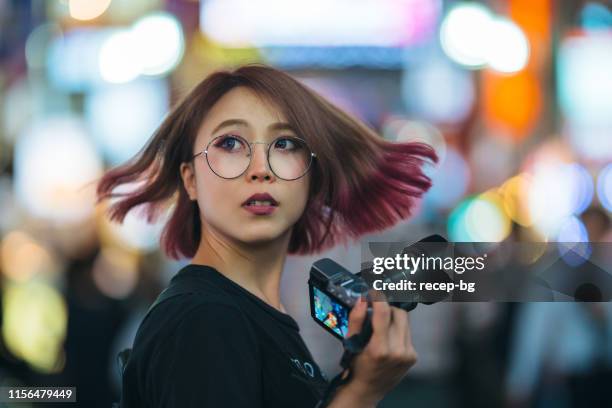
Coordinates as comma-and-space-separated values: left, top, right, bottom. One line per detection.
313, 287, 350, 338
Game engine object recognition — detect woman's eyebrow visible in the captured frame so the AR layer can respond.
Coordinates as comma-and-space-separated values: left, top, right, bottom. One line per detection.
211, 119, 248, 135
211, 119, 295, 134
268, 122, 296, 133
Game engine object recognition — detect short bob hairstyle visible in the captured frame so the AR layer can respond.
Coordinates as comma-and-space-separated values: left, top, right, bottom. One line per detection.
96, 64, 437, 259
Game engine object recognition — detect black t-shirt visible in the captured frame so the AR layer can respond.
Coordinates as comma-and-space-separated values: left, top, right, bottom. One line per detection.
121, 264, 329, 407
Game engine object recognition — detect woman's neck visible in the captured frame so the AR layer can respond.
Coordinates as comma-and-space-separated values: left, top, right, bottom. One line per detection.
190, 224, 291, 312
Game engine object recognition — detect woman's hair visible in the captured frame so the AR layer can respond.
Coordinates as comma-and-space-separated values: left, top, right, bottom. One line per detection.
96, 64, 437, 259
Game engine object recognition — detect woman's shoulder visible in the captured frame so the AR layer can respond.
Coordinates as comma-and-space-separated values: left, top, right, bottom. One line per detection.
149, 289, 249, 332
129, 289, 261, 404
147, 267, 247, 325
134, 291, 258, 361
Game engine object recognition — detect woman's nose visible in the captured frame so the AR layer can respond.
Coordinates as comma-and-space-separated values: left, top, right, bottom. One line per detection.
247, 144, 273, 181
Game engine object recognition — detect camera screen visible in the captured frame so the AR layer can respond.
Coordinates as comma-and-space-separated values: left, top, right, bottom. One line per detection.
313, 287, 350, 338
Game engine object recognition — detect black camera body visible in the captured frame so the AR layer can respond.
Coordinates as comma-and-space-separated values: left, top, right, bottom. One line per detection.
308, 258, 420, 340
308, 235, 448, 340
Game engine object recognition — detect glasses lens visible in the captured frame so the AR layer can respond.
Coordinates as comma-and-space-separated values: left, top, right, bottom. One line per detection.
269, 137, 313, 180
206, 135, 250, 178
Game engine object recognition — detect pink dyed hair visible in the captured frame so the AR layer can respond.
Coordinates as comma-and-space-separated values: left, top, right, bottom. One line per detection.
96, 64, 437, 259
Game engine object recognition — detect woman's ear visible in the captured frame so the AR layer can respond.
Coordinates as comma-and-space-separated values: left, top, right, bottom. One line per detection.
180, 162, 197, 201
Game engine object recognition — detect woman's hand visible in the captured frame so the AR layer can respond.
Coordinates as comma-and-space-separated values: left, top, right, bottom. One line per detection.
329, 294, 417, 408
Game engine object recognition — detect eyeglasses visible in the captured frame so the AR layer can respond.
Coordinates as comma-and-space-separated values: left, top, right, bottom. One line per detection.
193, 134, 317, 181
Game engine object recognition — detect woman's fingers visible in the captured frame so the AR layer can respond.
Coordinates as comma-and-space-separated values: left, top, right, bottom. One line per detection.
400, 310, 417, 366
369, 292, 392, 355
387, 307, 407, 352
347, 297, 367, 337
404, 311, 413, 350
351, 292, 415, 368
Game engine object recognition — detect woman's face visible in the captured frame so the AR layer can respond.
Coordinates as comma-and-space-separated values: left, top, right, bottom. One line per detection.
180, 86, 310, 249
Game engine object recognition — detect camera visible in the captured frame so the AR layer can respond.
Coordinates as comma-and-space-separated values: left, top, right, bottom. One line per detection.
308, 235, 449, 340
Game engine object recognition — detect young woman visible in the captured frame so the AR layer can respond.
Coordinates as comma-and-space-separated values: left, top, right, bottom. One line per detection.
97, 64, 437, 407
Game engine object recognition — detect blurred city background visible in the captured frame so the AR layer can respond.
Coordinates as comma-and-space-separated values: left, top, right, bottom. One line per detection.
0, 0, 611, 407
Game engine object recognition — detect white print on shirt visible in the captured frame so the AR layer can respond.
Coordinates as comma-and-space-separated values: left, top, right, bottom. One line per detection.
291, 358, 315, 378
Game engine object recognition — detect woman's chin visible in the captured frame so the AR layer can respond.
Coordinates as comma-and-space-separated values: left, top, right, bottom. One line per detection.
236, 227, 292, 247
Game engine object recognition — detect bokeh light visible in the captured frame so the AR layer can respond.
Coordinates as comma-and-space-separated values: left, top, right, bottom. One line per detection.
131, 12, 185, 76
105, 0, 162, 22
1, 77, 71, 144
557, 216, 589, 242
486, 17, 530, 73
98, 183, 168, 252
85, 79, 168, 165
14, 116, 103, 224
441, 3, 530, 74
47, 28, 109, 92
2, 280, 68, 373
25, 23, 63, 71
466, 191, 512, 242
401, 58, 475, 124
0, 230, 62, 283
97, 14, 184, 83
568, 163, 595, 214
527, 162, 594, 237
483, 70, 541, 139
596, 163, 612, 211
440, 3, 493, 68
580, 2, 612, 31
499, 173, 533, 227
201, 0, 441, 47
556, 216, 591, 266
104, 208, 166, 252
558, 33, 612, 126
448, 197, 475, 242
565, 122, 612, 161
99, 29, 142, 84
92, 247, 140, 299
68, 0, 112, 21
448, 191, 511, 242
558, 32, 612, 162
424, 147, 469, 211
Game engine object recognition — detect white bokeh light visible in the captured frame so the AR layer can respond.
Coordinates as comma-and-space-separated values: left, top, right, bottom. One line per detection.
201, 0, 441, 47
85, 79, 168, 165
440, 4, 530, 73
131, 12, 185, 76
440, 3, 493, 68
486, 17, 530, 73
99, 29, 142, 84
14, 116, 103, 223
558, 34, 612, 125
528, 163, 594, 237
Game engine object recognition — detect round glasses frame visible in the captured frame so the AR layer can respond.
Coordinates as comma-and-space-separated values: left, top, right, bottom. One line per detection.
192, 134, 317, 181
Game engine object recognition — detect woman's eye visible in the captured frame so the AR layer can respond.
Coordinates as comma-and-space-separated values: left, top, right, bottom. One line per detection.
274, 137, 298, 150
214, 135, 244, 151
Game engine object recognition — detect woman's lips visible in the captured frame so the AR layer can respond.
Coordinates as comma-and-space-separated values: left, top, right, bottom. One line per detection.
242, 203, 278, 215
